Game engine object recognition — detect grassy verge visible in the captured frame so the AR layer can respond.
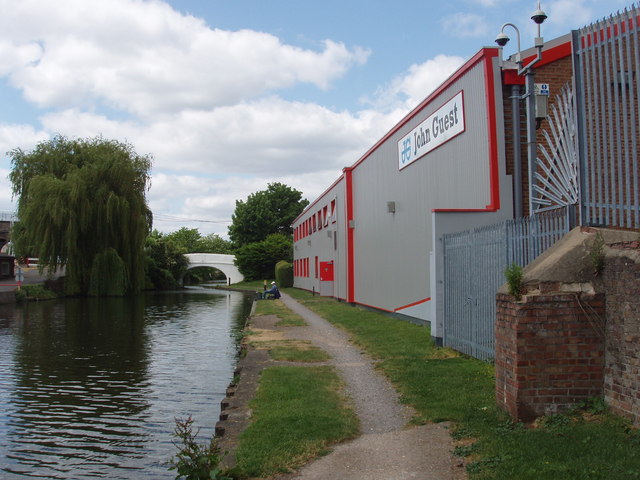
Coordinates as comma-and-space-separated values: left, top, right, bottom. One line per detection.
254, 298, 306, 326
233, 366, 358, 477
268, 342, 331, 363
283, 288, 640, 480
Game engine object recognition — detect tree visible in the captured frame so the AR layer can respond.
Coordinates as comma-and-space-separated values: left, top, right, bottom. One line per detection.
197, 233, 233, 254
9, 135, 152, 296
166, 227, 203, 253
145, 230, 188, 290
228, 183, 308, 247
165, 227, 233, 254
233, 233, 292, 280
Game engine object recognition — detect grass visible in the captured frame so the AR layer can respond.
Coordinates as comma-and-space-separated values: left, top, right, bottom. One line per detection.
228, 279, 275, 291
233, 366, 358, 477
283, 288, 640, 480
268, 342, 330, 363
254, 298, 306, 326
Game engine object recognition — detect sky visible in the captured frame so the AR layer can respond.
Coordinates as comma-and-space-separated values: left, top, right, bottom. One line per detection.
0, 0, 631, 238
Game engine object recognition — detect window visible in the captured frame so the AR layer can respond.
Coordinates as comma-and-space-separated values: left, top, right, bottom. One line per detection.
331, 199, 337, 223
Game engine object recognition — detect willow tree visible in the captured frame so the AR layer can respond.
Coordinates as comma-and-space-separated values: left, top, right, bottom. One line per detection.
9, 135, 153, 296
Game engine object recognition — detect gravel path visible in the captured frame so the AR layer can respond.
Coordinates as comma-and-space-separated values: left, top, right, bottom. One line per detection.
277, 292, 465, 480
279, 292, 412, 433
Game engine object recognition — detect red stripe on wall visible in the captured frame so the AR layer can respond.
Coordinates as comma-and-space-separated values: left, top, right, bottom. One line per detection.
433, 48, 500, 213
344, 167, 355, 303
394, 297, 431, 312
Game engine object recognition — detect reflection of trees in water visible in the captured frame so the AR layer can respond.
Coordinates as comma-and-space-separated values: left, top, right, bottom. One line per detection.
182, 266, 227, 284
1, 296, 153, 476
0, 291, 254, 478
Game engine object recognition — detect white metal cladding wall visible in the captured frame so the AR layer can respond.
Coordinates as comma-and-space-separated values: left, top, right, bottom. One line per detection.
351, 55, 498, 318
292, 178, 348, 299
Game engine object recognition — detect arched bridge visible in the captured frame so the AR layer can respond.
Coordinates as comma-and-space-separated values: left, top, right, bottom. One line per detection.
184, 253, 244, 284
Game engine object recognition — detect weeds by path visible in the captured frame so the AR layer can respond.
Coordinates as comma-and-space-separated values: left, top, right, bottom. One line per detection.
284, 288, 640, 480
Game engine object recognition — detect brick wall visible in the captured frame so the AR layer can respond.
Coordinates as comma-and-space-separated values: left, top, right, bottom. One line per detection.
495, 291, 605, 421
603, 253, 640, 425
502, 55, 574, 217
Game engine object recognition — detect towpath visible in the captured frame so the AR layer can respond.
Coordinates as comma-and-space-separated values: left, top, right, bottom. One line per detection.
269, 292, 464, 480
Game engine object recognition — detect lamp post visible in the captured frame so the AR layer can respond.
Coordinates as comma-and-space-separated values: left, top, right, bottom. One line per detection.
495, 1, 547, 217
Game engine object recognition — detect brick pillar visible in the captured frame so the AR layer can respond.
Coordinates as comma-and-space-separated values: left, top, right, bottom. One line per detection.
495, 292, 605, 421
603, 255, 640, 425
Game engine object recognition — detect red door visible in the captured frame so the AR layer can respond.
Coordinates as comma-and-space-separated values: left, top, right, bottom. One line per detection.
319, 261, 334, 282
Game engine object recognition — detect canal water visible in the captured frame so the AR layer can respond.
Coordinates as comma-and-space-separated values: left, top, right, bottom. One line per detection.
0, 287, 253, 479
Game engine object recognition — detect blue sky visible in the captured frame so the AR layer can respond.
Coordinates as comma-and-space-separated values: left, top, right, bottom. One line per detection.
0, 0, 630, 236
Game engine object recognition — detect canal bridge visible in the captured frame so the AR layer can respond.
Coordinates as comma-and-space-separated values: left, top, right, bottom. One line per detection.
183, 253, 244, 284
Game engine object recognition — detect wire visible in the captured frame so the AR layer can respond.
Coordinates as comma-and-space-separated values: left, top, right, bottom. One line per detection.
153, 213, 232, 224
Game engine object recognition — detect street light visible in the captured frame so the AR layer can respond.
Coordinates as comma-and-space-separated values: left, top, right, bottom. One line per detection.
495, 1, 547, 218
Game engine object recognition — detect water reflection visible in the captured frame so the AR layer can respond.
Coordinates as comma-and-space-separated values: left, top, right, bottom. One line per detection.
0, 288, 252, 479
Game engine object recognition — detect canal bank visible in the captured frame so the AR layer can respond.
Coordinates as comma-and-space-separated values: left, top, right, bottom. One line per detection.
215, 291, 464, 480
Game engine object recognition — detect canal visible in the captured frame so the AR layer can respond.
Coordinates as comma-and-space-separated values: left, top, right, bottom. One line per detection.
0, 287, 253, 479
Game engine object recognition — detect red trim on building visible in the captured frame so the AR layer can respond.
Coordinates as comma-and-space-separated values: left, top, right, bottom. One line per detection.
521, 41, 571, 68
502, 69, 525, 85
293, 174, 344, 224
344, 167, 355, 303
433, 48, 500, 213
349, 48, 500, 173
394, 297, 431, 312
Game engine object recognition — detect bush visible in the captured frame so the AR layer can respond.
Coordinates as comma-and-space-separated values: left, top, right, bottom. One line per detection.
504, 262, 524, 300
15, 284, 58, 303
169, 416, 232, 480
234, 233, 292, 281
275, 261, 293, 288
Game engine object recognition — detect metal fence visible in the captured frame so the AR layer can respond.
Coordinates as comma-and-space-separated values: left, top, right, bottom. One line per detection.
442, 207, 570, 361
574, 5, 640, 229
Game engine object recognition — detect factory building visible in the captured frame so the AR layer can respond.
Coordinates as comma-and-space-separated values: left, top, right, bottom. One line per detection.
292, 12, 624, 342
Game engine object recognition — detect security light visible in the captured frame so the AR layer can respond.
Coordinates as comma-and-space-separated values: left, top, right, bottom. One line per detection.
531, 7, 547, 25
495, 32, 510, 47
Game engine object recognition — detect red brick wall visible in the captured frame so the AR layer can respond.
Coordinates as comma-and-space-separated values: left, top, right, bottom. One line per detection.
603, 254, 640, 425
495, 292, 605, 421
502, 55, 574, 217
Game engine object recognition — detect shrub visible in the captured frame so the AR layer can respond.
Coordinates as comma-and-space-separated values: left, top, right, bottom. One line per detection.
504, 262, 524, 300
169, 416, 232, 480
15, 284, 58, 303
275, 260, 293, 287
234, 233, 292, 280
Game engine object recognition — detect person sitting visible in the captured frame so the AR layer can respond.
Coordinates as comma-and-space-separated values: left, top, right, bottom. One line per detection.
262, 281, 280, 299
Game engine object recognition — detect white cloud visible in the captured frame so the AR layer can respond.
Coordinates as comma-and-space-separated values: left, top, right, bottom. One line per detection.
39, 97, 398, 177
365, 55, 466, 111
0, 123, 50, 158
0, 0, 451, 236
0, 0, 369, 118
442, 13, 490, 38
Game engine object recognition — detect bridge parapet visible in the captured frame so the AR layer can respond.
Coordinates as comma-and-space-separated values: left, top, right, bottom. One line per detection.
184, 253, 244, 284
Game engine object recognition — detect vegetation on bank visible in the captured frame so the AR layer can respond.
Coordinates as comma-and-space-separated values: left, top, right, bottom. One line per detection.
233, 366, 358, 477
282, 289, 640, 480
14, 284, 58, 303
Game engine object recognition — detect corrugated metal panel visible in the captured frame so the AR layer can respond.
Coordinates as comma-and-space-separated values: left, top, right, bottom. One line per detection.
292, 178, 348, 299
351, 57, 496, 315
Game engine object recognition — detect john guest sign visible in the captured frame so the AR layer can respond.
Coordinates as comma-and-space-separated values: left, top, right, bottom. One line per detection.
398, 91, 465, 170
